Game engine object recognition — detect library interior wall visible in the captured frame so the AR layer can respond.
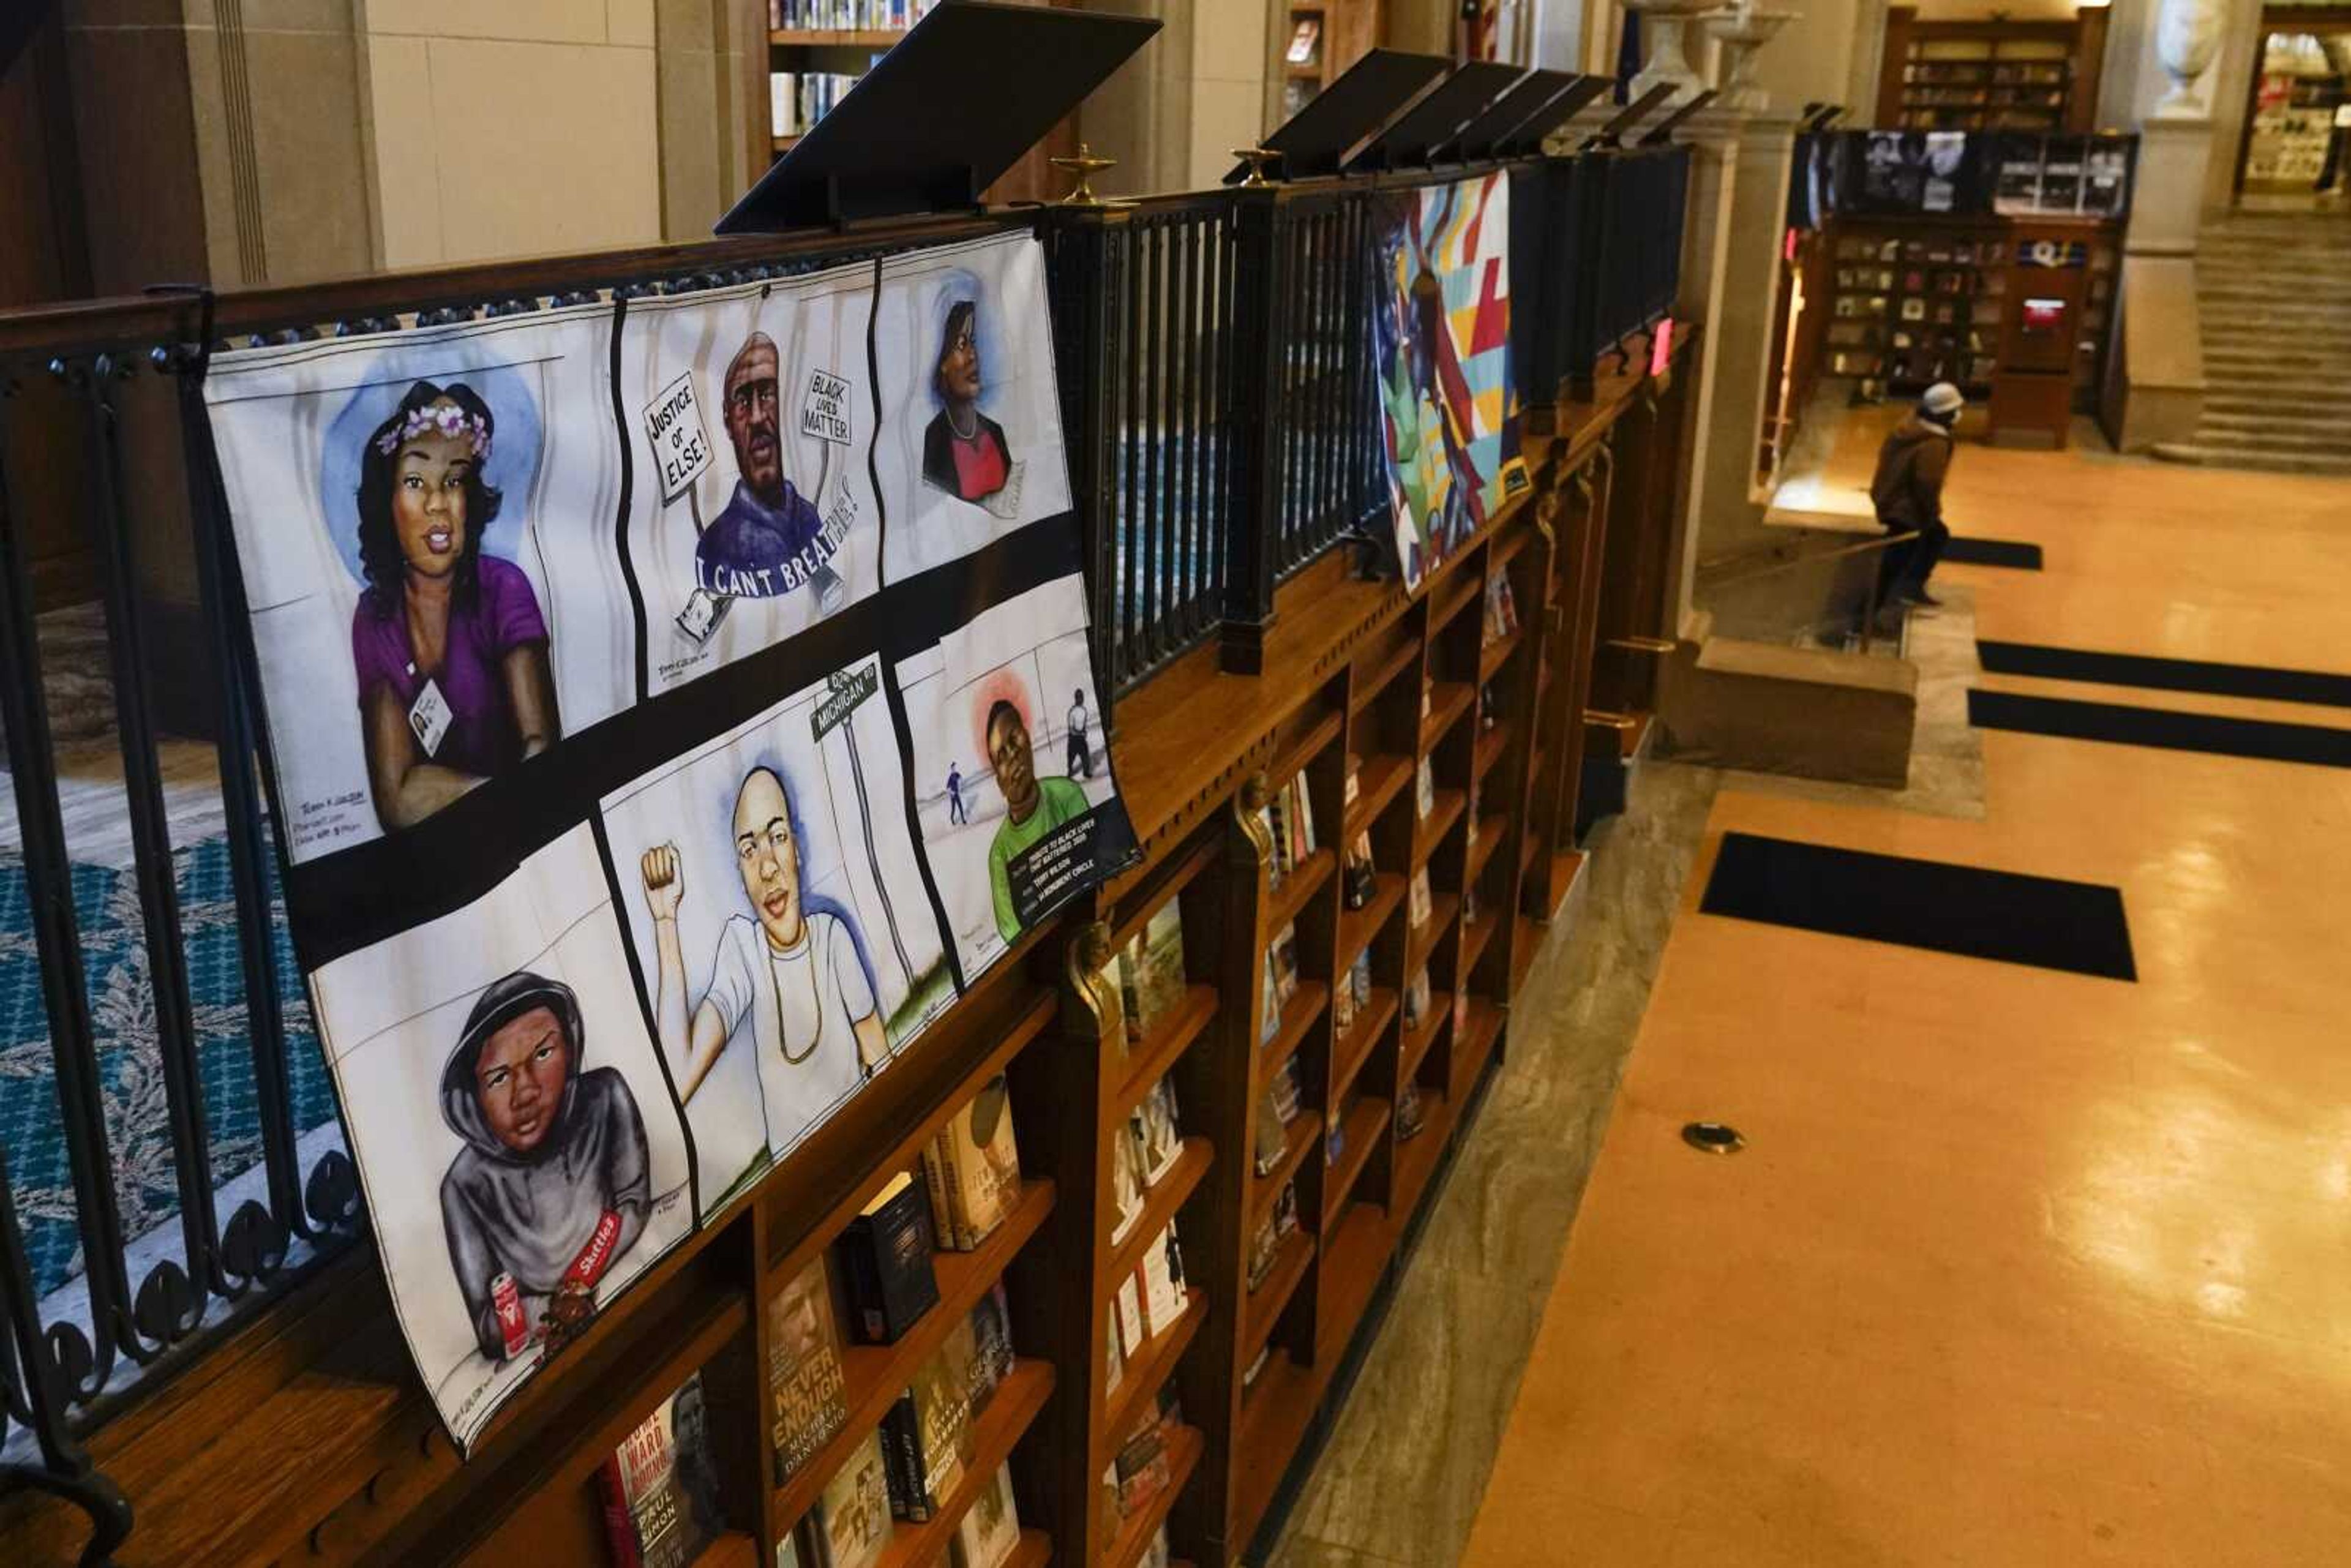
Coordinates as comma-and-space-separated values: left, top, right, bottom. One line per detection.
357, 0, 666, 269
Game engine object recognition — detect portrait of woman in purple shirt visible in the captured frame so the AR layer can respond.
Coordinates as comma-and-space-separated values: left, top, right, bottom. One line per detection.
351, 380, 561, 831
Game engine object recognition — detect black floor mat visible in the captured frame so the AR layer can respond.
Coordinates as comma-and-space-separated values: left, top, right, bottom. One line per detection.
1942, 537, 2043, 569
1969, 688, 2351, 770
1977, 641, 2351, 709
1699, 830, 2136, 981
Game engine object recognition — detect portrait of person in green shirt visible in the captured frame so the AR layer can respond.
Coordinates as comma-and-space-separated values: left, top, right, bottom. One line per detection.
984, 697, 1090, 943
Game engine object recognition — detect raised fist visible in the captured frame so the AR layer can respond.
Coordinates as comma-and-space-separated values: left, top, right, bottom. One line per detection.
641, 843, 684, 920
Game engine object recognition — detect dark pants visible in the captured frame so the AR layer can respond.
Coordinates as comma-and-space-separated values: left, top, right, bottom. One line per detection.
1877, 517, 1949, 605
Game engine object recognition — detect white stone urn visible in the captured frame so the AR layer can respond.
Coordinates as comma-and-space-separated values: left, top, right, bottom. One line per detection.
1704, 2, 1798, 113
2154, 0, 2222, 118
1624, 0, 1717, 102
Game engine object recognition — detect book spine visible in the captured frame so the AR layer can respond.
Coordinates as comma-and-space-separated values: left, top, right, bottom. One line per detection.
921, 1138, 961, 1252
597, 1452, 645, 1568
940, 1124, 972, 1250
838, 1223, 883, 1343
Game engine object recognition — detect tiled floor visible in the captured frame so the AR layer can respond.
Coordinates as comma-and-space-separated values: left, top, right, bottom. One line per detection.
1281, 422, 2351, 1565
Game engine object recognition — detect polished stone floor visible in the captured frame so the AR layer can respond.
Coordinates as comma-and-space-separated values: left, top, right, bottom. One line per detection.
1272, 426, 2351, 1565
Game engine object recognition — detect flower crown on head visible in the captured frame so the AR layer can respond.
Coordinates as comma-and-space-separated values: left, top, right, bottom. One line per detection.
375, 399, 492, 462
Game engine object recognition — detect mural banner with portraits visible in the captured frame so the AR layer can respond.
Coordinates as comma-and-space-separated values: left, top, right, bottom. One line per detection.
620, 261, 882, 696
894, 573, 1133, 981
305, 825, 698, 1448
870, 233, 1074, 582
199, 228, 1134, 1452
1371, 172, 1530, 591
601, 656, 954, 1208
203, 305, 633, 862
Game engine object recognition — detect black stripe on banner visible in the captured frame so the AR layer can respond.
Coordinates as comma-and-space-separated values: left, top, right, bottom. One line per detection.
1977, 641, 2351, 709
1968, 688, 2351, 770
1700, 830, 2135, 981
1941, 537, 2042, 569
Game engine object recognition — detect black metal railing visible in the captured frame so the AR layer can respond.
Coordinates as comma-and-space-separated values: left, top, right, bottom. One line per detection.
0, 137, 1696, 1553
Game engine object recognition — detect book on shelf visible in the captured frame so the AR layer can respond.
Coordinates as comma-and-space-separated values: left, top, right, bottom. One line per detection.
1139, 1525, 1172, 1568
1258, 950, 1282, 1046
1103, 1393, 1180, 1522
1324, 1112, 1345, 1170
1483, 572, 1518, 642
838, 1170, 940, 1345
1105, 1314, 1128, 1392
1131, 1076, 1183, 1186
1343, 831, 1376, 910
597, 1370, 724, 1568
1253, 1085, 1288, 1176
1117, 895, 1187, 1045
1270, 922, 1301, 1005
950, 1462, 1024, 1568
966, 1281, 1014, 1411
767, 1258, 849, 1487
1111, 1117, 1148, 1245
1267, 1056, 1302, 1126
1241, 1343, 1270, 1393
1138, 1222, 1186, 1335
1397, 1078, 1426, 1142
1415, 757, 1435, 819
880, 1326, 977, 1522
1333, 970, 1355, 1035
1478, 681, 1498, 732
921, 1073, 1022, 1251
1408, 866, 1433, 931
1348, 951, 1372, 1015
771, 0, 935, 26
1247, 1201, 1284, 1289
1116, 1271, 1147, 1357
1343, 754, 1360, 813
812, 1430, 894, 1568
1286, 16, 1320, 64
1404, 967, 1431, 1030
1273, 1179, 1300, 1240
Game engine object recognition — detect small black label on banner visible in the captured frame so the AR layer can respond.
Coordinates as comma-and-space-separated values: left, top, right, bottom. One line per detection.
1003, 800, 1136, 931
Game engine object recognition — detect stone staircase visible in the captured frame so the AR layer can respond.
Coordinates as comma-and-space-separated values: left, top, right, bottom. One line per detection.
2153, 212, 2351, 475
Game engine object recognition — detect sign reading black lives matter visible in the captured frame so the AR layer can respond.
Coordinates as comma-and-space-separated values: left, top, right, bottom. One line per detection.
201, 230, 1134, 1452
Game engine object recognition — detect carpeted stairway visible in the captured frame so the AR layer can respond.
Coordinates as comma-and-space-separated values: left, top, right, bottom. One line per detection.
2153, 211, 2351, 475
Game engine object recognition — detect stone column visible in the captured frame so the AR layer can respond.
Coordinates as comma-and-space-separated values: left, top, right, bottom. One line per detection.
2106, 0, 2224, 450
1662, 104, 1802, 637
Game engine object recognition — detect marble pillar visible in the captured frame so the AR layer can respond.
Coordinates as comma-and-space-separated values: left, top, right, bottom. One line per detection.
1663, 106, 1802, 636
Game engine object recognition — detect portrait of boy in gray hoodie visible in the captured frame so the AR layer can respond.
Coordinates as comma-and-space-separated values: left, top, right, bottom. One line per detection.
438, 970, 653, 1364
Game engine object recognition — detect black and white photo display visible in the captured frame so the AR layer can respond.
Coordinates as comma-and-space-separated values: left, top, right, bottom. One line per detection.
200, 228, 1136, 1452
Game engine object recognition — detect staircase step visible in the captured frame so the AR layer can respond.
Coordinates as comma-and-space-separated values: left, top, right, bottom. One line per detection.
2186, 426, 2351, 457
2152, 441, 2351, 476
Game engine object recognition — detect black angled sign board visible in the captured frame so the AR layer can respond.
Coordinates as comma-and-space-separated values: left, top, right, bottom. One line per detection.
718, 1, 1161, 231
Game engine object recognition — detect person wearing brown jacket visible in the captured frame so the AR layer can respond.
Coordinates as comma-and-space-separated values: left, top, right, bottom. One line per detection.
1870, 381, 1963, 610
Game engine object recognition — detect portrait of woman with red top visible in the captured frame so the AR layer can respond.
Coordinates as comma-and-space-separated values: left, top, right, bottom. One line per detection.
351, 379, 561, 831
920, 299, 1016, 505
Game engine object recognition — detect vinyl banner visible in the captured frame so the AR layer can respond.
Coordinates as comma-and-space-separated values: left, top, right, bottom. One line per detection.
1371, 173, 1530, 590
200, 228, 1135, 1452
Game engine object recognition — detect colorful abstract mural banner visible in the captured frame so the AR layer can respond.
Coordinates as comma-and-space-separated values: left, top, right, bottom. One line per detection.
199, 230, 1136, 1452
1371, 173, 1531, 591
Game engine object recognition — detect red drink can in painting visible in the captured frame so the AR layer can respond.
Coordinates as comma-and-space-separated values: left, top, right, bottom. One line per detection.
492, 1272, 528, 1358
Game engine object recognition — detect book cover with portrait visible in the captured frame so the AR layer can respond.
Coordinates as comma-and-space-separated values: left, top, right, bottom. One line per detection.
871, 231, 1074, 583
302, 823, 697, 1452
893, 574, 1136, 982
600, 653, 954, 1206
202, 306, 634, 861
617, 261, 884, 696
